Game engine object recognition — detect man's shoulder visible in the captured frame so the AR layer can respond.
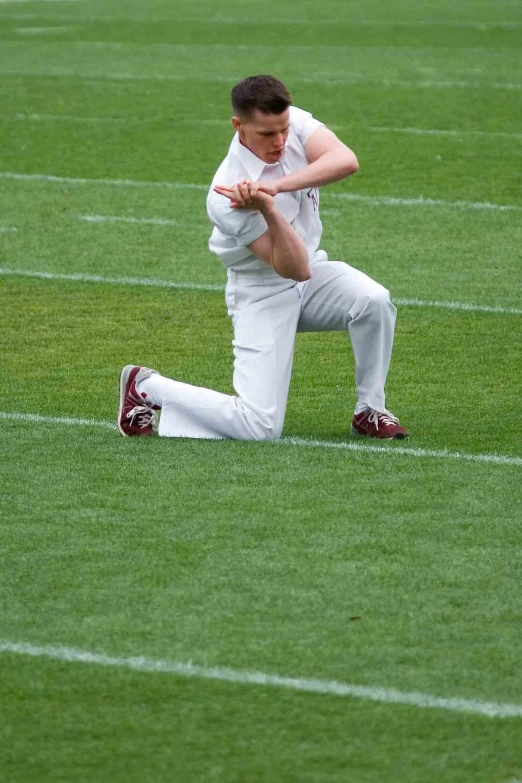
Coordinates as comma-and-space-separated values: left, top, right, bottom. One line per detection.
288, 105, 324, 147
289, 105, 321, 127
207, 155, 244, 215
210, 136, 243, 185
206, 183, 228, 217
289, 105, 311, 122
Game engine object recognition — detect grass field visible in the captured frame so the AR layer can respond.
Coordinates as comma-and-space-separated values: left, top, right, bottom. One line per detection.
1, 0, 522, 781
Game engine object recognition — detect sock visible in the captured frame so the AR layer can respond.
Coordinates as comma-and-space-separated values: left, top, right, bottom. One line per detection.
136, 375, 164, 408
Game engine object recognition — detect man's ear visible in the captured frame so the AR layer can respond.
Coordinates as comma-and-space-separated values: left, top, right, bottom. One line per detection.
232, 116, 242, 132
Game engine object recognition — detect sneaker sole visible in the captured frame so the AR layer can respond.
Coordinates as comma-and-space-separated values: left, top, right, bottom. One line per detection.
117, 364, 138, 437
350, 426, 408, 440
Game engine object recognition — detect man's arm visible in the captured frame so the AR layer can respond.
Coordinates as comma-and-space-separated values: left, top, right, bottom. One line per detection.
263, 126, 358, 195
213, 181, 311, 282
249, 208, 311, 282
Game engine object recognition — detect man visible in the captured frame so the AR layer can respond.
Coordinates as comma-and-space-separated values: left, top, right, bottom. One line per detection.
118, 75, 409, 440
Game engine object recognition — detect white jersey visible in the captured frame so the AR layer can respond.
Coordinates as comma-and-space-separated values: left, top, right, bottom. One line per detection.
207, 106, 325, 271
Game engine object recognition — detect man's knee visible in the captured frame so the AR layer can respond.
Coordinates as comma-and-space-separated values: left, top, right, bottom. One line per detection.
368, 284, 393, 306
241, 409, 284, 441
249, 419, 283, 442
353, 285, 395, 319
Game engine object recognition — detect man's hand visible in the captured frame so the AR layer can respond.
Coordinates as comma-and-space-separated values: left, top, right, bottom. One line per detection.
215, 180, 310, 281
213, 180, 275, 212
254, 181, 279, 198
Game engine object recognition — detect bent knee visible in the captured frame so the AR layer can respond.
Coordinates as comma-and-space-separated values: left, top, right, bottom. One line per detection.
250, 421, 283, 442
241, 411, 284, 442
368, 285, 392, 306
353, 285, 395, 317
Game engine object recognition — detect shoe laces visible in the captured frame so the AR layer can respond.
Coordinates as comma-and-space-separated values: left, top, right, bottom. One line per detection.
126, 405, 158, 430
368, 410, 399, 430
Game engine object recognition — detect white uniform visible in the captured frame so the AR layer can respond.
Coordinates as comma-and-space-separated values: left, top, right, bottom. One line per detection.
137, 106, 397, 439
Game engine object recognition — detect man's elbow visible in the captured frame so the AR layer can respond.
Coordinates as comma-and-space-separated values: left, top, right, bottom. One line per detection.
343, 152, 359, 176
294, 264, 312, 282
281, 262, 311, 283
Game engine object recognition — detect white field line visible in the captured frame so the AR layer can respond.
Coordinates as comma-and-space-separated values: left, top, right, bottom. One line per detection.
333, 192, 522, 212
0, 171, 207, 190
1, 411, 521, 468
280, 438, 522, 467
1, 268, 521, 316
1, 69, 522, 91
0, 640, 521, 719
1, 171, 521, 214
79, 214, 180, 227
0, 268, 224, 292
391, 297, 522, 316
0, 226, 17, 232
0, 411, 116, 429
370, 125, 522, 140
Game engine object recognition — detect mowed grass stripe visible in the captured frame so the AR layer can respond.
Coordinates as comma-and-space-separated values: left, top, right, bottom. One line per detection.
1, 268, 521, 315
2, 69, 522, 90
79, 214, 180, 226
370, 125, 522, 140
1, 13, 521, 28
1, 171, 521, 212
2, 111, 130, 123
2, 411, 521, 467
1, 640, 521, 719
176, 17, 522, 29
3, 114, 521, 140
0, 113, 236, 125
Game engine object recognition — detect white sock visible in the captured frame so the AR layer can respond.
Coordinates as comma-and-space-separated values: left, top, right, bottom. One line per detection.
136, 375, 165, 408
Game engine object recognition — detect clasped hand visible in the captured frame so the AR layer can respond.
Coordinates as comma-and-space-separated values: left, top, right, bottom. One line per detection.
213, 179, 278, 210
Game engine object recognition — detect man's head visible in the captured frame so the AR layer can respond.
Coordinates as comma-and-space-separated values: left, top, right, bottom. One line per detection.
231, 75, 292, 164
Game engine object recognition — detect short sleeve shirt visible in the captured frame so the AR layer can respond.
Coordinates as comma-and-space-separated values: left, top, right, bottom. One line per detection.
206, 106, 324, 271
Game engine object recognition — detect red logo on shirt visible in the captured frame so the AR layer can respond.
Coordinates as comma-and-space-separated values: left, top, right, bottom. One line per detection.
307, 187, 318, 211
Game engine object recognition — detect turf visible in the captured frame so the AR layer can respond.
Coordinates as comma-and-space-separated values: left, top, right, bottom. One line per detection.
0, 0, 521, 781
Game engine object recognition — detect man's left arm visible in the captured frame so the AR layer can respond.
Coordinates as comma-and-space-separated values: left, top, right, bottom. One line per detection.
266, 126, 359, 195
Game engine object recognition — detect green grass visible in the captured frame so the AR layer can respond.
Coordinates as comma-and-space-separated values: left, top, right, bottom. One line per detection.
3, 656, 520, 783
1, 0, 522, 781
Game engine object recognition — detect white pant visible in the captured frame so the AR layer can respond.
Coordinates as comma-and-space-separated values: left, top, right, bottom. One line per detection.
138, 258, 397, 440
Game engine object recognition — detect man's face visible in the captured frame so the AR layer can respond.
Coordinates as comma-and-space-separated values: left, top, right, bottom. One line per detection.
233, 108, 290, 164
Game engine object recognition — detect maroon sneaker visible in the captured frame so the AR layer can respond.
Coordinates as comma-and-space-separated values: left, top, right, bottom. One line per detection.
351, 409, 409, 440
118, 365, 160, 437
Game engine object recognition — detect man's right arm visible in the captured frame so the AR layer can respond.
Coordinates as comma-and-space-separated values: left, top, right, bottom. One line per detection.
213, 182, 311, 282
249, 205, 311, 282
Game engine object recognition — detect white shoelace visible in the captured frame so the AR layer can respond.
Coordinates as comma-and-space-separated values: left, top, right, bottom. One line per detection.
368, 410, 399, 430
126, 405, 157, 430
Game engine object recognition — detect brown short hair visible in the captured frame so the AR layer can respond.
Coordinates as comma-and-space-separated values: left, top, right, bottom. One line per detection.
231, 75, 292, 119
